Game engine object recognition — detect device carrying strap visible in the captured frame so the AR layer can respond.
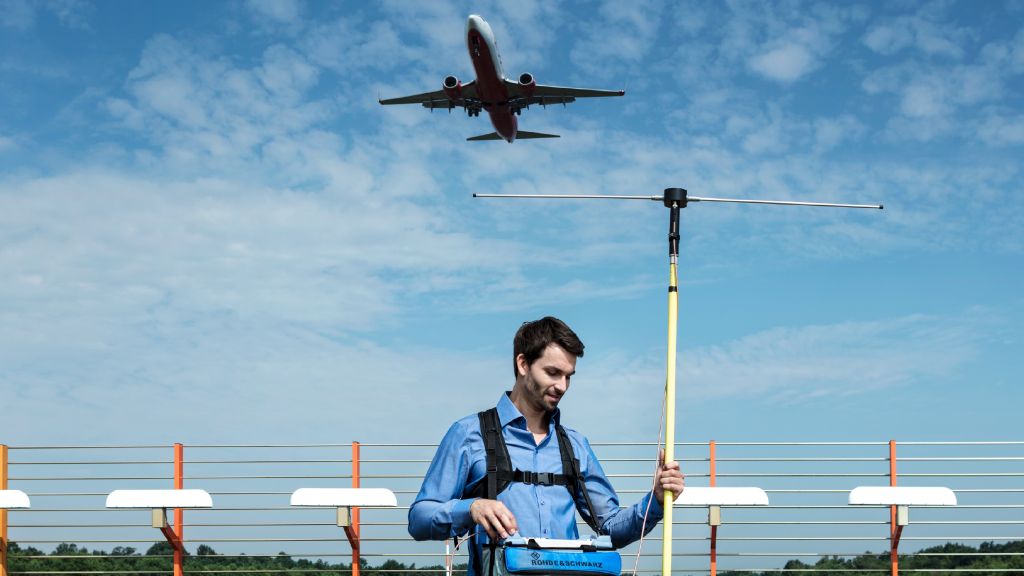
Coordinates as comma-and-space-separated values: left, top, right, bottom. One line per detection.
477, 408, 512, 500
555, 423, 602, 534
467, 408, 603, 535
477, 409, 508, 576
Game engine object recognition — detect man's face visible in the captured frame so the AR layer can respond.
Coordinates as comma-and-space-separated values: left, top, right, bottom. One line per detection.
516, 343, 577, 413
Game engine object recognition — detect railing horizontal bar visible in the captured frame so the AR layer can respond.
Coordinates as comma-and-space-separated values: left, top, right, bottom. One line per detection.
295, 443, 444, 448
182, 475, 353, 479
186, 459, 353, 464
697, 520, 1024, 525
9, 521, 349, 528
181, 444, 358, 448
677, 552, 1024, 557
710, 442, 889, 446
711, 472, 1024, 477
592, 442, 698, 447
7, 446, 169, 450
714, 456, 1024, 462
705, 536, 1024, 541
899, 441, 1024, 445
12, 493, 117, 496
954, 488, 1024, 492
898, 456, 1024, 461
8, 461, 173, 466
703, 473, 891, 477
10, 477, 174, 481
714, 457, 888, 462
12, 540, 169, 544
16, 507, 349, 511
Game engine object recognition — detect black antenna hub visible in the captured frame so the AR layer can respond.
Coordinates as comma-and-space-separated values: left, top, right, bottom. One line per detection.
663, 188, 688, 208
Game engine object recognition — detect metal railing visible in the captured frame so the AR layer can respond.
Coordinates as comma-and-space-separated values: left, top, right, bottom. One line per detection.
1, 440, 1022, 575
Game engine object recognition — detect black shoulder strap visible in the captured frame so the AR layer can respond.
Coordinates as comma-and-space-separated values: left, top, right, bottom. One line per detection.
476, 408, 508, 576
555, 424, 602, 534
472, 408, 512, 500
465, 409, 603, 534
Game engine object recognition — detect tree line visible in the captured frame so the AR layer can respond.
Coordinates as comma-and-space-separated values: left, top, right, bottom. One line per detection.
6, 539, 1023, 574
7, 541, 457, 575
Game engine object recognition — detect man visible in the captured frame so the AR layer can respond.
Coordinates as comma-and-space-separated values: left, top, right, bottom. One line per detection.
408, 316, 685, 576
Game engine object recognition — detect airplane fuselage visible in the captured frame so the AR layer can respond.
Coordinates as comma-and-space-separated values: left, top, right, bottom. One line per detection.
466, 15, 517, 142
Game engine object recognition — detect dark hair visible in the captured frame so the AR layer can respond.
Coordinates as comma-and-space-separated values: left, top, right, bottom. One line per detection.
513, 316, 585, 377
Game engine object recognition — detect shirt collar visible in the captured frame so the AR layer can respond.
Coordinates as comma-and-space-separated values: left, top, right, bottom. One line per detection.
497, 391, 561, 429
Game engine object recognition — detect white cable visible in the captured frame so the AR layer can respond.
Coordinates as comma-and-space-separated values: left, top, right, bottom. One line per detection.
630, 390, 668, 576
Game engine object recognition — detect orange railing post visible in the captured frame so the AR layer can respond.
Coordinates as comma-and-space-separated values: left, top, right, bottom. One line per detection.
709, 440, 717, 576
1, 444, 8, 576
889, 440, 898, 576
352, 441, 361, 576
174, 443, 184, 576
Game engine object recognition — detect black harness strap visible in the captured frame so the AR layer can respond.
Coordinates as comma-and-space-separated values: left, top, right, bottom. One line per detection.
555, 423, 601, 534
477, 410, 506, 576
466, 408, 603, 535
478, 409, 509, 500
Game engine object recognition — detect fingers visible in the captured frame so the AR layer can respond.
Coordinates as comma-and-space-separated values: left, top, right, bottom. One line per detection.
471, 499, 518, 540
654, 456, 685, 504
660, 470, 685, 494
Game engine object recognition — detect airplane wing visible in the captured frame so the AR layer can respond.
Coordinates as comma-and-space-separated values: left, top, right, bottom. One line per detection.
504, 80, 624, 101
379, 82, 479, 109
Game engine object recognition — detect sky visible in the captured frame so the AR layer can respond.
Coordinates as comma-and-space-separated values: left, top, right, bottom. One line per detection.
1, 0, 1022, 449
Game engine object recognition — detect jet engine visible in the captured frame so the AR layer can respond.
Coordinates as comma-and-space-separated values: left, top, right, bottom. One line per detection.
518, 72, 536, 96
443, 76, 462, 100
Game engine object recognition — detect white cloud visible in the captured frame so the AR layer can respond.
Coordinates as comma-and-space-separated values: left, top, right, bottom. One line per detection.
246, 0, 304, 26
0, 0, 35, 28
741, 107, 795, 154
748, 42, 815, 82
862, 38, 1015, 140
899, 75, 951, 117
862, 9, 971, 59
812, 114, 865, 152
0, 134, 16, 152
588, 311, 991, 407
301, 18, 419, 77
977, 110, 1024, 146
742, 3, 865, 83
569, 0, 664, 78
0, 0, 91, 30
44, 0, 92, 30
107, 35, 332, 172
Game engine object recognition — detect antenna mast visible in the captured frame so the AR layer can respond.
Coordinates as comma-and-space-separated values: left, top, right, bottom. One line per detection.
475, 187, 882, 576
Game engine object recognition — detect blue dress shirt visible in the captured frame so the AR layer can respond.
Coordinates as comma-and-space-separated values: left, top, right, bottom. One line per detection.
409, 392, 663, 575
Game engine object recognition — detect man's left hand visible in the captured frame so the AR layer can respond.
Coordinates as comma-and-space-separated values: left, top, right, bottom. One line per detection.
653, 448, 685, 505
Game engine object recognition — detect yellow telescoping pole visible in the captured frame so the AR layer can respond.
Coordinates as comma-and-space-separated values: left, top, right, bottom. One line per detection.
661, 189, 684, 576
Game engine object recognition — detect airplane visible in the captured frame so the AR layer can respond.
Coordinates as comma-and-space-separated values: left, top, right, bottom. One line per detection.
379, 14, 625, 143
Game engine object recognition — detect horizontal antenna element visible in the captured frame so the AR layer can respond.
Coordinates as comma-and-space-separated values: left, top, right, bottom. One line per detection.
473, 190, 883, 210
